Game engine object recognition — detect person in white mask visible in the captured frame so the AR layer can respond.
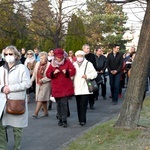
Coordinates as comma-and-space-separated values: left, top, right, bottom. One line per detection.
0, 45, 30, 150
73, 50, 97, 126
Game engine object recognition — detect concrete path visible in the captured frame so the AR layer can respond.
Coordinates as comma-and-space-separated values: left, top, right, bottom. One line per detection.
8, 85, 125, 150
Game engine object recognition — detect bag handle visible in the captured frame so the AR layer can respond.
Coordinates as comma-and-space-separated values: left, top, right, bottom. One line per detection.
84, 62, 88, 75
3, 69, 8, 99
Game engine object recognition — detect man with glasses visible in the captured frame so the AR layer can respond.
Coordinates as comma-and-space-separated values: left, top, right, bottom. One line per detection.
107, 44, 123, 105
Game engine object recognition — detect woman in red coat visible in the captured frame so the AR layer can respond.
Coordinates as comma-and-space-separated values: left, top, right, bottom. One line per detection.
46, 48, 76, 127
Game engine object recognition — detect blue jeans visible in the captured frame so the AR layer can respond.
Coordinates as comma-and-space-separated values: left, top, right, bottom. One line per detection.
109, 73, 121, 103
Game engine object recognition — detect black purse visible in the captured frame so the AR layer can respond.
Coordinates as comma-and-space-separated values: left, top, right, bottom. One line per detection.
84, 62, 98, 92
95, 73, 104, 84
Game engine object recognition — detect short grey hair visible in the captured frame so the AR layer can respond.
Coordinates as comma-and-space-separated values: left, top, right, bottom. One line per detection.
39, 51, 48, 57
5, 45, 20, 60
82, 44, 90, 50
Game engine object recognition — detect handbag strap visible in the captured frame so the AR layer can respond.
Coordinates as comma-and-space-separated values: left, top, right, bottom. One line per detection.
3, 69, 8, 99
84, 62, 88, 75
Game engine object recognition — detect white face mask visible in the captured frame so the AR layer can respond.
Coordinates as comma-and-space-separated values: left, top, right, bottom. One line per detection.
5, 55, 15, 63
77, 57, 84, 63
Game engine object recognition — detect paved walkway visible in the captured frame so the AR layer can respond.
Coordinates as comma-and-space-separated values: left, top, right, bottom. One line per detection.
8, 86, 125, 150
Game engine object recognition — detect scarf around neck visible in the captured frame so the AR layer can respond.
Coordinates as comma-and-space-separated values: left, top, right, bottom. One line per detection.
51, 58, 65, 68
24, 57, 35, 66
37, 62, 47, 85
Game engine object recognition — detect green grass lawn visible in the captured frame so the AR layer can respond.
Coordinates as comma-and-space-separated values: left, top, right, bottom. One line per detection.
65, 97, 150, 150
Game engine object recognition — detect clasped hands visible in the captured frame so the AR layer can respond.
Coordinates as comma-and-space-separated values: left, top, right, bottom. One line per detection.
3, 85, 10, 94
54, 69, 66, 74
111, 70, 117, 75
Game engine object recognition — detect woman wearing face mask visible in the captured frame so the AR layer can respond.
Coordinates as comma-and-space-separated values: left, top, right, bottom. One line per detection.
0, 45, 30, 150
73, 50, 97, 126
46, 48, 76, 127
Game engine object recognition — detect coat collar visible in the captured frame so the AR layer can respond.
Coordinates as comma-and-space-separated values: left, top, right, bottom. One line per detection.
4, 60, 21, 72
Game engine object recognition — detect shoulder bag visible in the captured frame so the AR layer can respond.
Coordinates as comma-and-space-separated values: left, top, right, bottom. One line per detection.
84, 62, 98, 92
4, 70, 25, 115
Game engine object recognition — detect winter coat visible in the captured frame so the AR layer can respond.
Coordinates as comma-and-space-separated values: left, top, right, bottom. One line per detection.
85, 53, 97, 69
46, 58, 76, 98
95, 55, 107, 72
107, 52, 123, 73
0, 61, 30, 128
73, 59, 97, 95
31, 61, 51, 101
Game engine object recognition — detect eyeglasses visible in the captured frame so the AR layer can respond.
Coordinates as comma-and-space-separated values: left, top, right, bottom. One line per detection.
4, 53, 13, 56
27, 53, 32, 55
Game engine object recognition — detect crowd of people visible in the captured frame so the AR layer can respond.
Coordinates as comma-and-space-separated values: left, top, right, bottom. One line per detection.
0, 44, 145, 149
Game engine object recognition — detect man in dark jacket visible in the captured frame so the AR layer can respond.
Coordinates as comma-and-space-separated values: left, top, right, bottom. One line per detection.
95, 47, 107, 100
107, 44, 123, 105
82, 44, 97, 109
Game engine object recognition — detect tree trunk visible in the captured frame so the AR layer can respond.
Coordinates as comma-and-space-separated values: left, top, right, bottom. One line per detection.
115, 0, 150, 129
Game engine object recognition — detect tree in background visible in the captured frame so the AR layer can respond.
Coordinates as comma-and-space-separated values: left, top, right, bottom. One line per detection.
77, 0, 129, 51
65, 14, 86, 52
29, 0, 55, 51
112, 0, 150, 129
0, 0, 34, 51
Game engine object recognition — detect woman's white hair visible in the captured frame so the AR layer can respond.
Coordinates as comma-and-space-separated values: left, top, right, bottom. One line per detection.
75, 50, 85, 57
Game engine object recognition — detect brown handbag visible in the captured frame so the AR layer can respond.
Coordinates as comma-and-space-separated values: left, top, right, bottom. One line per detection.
3, 69, 25, 115
6, 99, 25, 115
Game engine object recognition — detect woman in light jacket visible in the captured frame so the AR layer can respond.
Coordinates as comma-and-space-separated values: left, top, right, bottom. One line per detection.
31, 52, 51, 118
0, 45, 31, 150
73, 50, 97, 126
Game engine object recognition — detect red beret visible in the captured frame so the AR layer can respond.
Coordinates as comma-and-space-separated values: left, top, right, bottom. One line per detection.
54, 48, 64, 58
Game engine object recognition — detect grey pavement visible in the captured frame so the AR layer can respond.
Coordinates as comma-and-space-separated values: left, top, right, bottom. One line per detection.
7, 84, 126, 150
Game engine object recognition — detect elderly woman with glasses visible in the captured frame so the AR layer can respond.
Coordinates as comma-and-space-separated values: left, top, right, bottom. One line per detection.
0, 45, 31, 150
24, 50, 36, 102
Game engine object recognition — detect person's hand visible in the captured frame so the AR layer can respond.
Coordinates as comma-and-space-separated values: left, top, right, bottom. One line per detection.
111, 70, 114, 74
99, 70, 103, 73
62, 69, 66, 74
113, 70, 117, 74
39, 80, 43, 84
3, 85, 10, 94
54, 69, 60, 74
82, 74, 87, 79
111, 70, 117, 74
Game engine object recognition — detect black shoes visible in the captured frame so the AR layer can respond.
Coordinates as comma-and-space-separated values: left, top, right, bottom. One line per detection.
90, 106, 95, 110
62, 121, 68, 128
80, 122, 86, 126
58, 120, 63, 126
58, 120, 68, 127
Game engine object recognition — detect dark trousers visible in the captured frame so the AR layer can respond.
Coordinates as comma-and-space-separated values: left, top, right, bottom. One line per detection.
75, 95, 89, 123
88, 94, 95, 107
109, 73, 121, 102
95, 83, 106, 99
55, 97, 69, 122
